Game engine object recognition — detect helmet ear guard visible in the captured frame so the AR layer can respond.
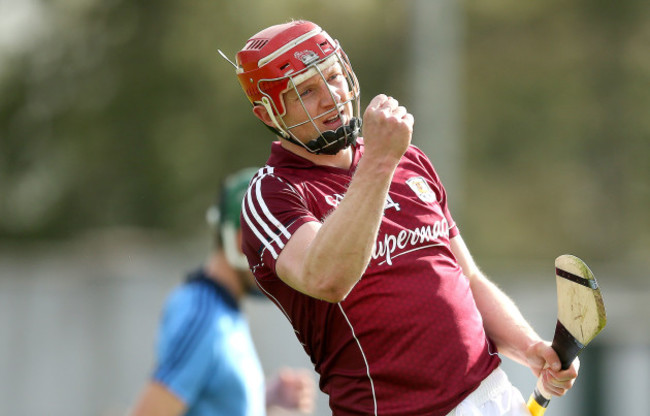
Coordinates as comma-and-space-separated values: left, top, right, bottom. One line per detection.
259, 96, 290, 139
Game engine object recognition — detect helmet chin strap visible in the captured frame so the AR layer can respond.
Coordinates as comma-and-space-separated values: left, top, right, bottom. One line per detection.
285, 117, 362, 155
259, 86, 362, 155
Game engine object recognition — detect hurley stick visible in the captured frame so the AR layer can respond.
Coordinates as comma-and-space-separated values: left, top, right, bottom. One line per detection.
527, 255, 607, 415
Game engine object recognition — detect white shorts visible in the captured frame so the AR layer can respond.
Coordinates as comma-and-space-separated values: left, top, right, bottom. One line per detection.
446, 367, 530, 416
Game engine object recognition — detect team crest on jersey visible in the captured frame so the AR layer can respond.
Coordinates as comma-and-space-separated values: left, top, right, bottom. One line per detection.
406, 176, 436, 203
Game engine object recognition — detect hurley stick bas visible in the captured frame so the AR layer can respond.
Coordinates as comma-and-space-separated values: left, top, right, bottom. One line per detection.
527, 254, 607, 416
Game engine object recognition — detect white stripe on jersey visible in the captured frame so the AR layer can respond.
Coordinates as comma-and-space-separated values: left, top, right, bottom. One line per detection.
253, 169, 293, 242
242, 167, 292, 260
242, 167, 278, 259
253, 279, 309, 348
242, 203, 279, 259
255, 280, 294, 323
338, 303, 378, 416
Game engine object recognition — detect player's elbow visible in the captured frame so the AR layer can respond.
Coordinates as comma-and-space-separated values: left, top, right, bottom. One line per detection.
316, 286, 351, 303
306, 272, 357, 303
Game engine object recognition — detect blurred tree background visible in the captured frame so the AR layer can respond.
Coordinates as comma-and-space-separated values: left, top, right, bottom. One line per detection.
1, 0, 648, 265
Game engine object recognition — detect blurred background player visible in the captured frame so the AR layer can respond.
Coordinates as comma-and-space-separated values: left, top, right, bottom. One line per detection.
129, 167, 316, 416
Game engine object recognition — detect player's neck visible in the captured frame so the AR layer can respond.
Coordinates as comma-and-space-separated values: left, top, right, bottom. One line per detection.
280, 137, 353, 170
204, 251, 244, 301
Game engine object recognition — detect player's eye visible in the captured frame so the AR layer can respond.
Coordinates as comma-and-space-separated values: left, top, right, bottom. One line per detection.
328, 73, 343, 83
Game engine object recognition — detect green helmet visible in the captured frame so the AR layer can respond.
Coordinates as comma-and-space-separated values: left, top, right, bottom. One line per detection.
206, 167, 258, 269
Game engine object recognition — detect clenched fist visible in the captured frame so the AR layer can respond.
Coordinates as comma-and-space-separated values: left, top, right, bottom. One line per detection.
361, 94, 414, 163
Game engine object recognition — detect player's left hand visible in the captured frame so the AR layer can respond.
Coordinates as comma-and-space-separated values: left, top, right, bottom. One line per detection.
526, 341, 580, 397
266, 367, 316, 413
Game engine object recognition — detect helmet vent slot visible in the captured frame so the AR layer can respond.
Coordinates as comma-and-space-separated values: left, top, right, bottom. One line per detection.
244, 39, 269, 51
319, 40, 333, 53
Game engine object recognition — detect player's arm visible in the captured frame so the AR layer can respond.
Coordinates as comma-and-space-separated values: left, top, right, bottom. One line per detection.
450, 234, 541, 364
275, 160, 392, 302
129, 381, 186, 416
129, 290, 212, 416
276, 95, 413, 303
450, 234, 579, 396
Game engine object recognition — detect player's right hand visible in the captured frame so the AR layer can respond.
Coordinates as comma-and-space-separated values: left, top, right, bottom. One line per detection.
362, 94, 413, 163
525, 340, 580, 397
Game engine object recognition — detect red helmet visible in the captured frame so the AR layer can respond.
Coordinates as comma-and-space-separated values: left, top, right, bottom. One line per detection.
234, 20, 361, 154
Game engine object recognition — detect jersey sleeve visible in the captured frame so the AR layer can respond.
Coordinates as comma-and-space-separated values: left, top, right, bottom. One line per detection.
240, 168, 319, 278
410, 145, 459, 238
152, 287, 217, 404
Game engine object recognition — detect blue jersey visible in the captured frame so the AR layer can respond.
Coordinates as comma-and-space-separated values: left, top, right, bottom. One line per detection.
152, 269, 265, 416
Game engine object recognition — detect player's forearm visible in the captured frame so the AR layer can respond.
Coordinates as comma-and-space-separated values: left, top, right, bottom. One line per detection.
450, 236, 542, 365
300, 155, 398, 302
471, 274, 542, 366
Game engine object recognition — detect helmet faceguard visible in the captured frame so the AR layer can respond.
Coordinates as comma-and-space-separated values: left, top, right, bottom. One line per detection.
234, 21, 362, 155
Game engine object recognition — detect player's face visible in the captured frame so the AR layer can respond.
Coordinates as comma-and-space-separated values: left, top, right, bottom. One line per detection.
281, 62, 353, 143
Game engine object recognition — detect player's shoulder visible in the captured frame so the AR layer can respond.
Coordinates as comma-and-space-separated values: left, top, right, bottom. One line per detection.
247, 166, 283, 185
404, 143, 438, 167
405, 143, 428, 158
162, 276, 225, 327
243, 165, 304, 200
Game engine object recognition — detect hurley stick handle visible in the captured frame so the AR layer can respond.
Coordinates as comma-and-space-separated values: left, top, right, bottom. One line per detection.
526, 321, 585, 415
527, 376, 552, 416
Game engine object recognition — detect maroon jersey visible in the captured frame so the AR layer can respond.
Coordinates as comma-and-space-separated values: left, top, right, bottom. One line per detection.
241, 140, 500, 416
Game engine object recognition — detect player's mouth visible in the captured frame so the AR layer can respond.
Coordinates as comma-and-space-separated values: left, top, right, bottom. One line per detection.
323, 113, 344, 129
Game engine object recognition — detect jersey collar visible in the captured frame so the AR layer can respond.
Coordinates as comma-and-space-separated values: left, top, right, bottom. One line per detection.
186, 268, 240, 311
267, 139, 364, 173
